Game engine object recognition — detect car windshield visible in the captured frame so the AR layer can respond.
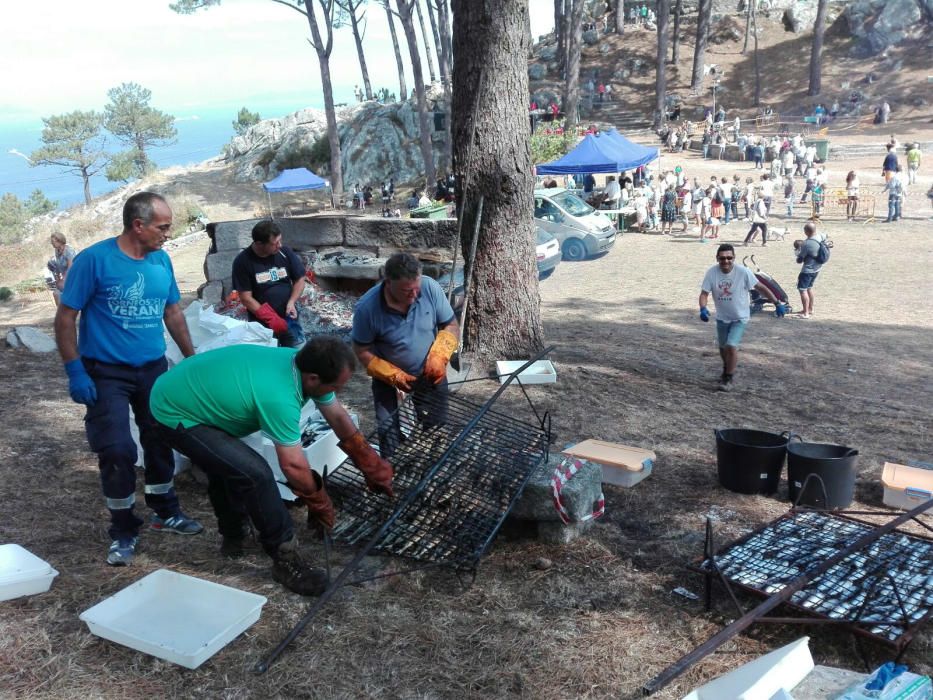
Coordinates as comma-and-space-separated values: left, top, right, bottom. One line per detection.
551, 191, 593, 217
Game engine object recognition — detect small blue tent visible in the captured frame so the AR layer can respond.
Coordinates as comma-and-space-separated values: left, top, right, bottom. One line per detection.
262, 168, 329, 217
262, 168, 327, 192
536, 132, 658, 174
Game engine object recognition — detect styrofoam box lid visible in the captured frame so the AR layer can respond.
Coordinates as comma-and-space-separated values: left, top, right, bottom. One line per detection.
0, 544, 54, 586
882, 462, 933, 493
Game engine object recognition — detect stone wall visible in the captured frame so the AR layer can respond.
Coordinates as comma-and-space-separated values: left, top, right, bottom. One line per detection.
200, 215, 458, 305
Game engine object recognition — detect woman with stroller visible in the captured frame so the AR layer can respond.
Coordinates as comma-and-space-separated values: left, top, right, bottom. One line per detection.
845, 171, 860, 220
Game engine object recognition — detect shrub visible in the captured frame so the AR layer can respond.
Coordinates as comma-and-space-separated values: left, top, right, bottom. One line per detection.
0, 287, 13, 302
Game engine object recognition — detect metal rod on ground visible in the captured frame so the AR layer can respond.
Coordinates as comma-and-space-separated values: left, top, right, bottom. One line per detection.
458, 196, 483, 338
254, 345, 556, 674
447, 68, 486, 305
643, 497, 933, 695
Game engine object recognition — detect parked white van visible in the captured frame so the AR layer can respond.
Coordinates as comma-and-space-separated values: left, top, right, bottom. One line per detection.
533, 187, 617, 261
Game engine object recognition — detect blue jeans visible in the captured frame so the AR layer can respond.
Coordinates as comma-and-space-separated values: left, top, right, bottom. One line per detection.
278, 315, 306, 348
83, 357, 180, 540
887, 196, 901, 221
156, 422, 292, 555
372, 378, 449, 459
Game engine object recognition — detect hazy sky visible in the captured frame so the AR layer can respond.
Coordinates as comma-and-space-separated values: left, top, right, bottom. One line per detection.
1, 0, 554, 123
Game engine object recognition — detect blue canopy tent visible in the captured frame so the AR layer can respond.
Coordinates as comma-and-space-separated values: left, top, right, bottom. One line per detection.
262, 168, 329, 217
536, 132, 659, 174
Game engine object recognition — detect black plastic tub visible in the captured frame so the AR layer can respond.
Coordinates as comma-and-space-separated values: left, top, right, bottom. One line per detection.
787, 442, 859, 509
715, 429, 790, 495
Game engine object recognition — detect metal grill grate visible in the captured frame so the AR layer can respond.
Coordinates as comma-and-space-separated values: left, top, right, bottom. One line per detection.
701, 511, 933, 646
328, 385, 549, 568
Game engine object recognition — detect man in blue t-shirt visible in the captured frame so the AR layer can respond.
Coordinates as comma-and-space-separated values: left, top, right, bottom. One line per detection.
231, 219, 307, 348
351, 253, 460, 456
54, 192, 202, 567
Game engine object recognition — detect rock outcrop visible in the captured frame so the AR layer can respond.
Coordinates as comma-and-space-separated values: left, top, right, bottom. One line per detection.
842, 0, 930, 55
224, 85, 449, 190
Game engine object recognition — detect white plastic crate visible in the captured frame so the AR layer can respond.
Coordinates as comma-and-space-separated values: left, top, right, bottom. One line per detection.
882, 462, 933, 511
496, 360, 557, 385
79, 569, 267, 669
240, 406, 356, 501
0, 544, 59, 602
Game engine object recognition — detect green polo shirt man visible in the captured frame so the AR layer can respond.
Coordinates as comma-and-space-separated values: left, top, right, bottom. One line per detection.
150, 337, 394, 596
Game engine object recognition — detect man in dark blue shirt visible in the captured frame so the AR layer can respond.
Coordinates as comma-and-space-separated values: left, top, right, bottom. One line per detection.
232, 219, 307, 348
882, 143, 899, 176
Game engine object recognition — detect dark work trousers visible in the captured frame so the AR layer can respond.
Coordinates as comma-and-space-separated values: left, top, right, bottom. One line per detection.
83, 357, 179, 540
155, 422, 292, 555
372, 378, 449, 459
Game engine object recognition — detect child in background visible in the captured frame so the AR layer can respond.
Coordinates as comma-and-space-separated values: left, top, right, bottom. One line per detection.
811, 181, 824, 219
784, 176, 796, 218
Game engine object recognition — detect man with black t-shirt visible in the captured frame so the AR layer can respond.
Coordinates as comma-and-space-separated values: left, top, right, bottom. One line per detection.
232, 219, 306, 348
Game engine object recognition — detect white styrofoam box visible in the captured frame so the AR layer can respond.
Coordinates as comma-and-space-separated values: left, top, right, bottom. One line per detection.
241, 406, 357, 501
882, 462, 933, 511
602, 461, 652, 488
682, 637, 813, 700
0, 544, 59, 602
496, 360, 557, 385
79, 569, 267, 669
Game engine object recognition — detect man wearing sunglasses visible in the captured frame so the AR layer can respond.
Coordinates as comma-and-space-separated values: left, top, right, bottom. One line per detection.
699, 243, 787, 391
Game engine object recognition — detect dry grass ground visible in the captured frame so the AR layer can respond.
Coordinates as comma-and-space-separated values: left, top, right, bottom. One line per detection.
2, 15, 933, 694
1, 140, 931, 697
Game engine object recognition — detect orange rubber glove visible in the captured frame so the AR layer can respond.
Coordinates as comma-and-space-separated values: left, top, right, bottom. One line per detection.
254, 302, 288, 334
422, 329, 459, 384
365, 356, 416, 392
302, 471, 336, 530
338, 431, 394, 498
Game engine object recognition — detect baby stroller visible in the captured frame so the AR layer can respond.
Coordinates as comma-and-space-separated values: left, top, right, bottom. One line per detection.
744, 255, 792, 315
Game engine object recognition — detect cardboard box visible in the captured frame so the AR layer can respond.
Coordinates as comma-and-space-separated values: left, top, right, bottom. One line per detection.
561, 440, 656, 488
882, 462, 933, 511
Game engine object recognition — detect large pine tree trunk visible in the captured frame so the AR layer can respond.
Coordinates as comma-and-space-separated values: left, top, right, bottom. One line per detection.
385, 1, 408, 99
451, 0, 543, 360
562, 0, 585, 125
690, 0, 711, 90
436, 0, 453, 73
808, 0, 828, 96
349, 6, 374, 100
415, 0, 437, 83
742, 2, 751, 54
671, 0, 682, 63
304, 4, 343, 195
656, 0, 669, 126
615, 0, 625, 33
396, 0, 437, 186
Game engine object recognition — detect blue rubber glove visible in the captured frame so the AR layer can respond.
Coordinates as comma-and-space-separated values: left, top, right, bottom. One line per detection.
774, 303, 788, 318
699, 307, 710, 322
865, 662, 908, 691
64, 358, 97, 406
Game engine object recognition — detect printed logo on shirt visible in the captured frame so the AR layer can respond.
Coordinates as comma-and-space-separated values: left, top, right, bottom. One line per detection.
716, 278, 734, 301
106, 273, 166, 326
255, 266, 288, 284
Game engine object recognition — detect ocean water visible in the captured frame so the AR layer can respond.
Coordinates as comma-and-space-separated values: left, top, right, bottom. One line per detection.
0, 101, 313, 211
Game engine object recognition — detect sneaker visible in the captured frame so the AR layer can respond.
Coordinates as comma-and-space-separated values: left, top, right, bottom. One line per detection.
150, 512, 204, 536
107, 536, 138, 566
271, 538, 329, 596
717, 375, 734, 392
